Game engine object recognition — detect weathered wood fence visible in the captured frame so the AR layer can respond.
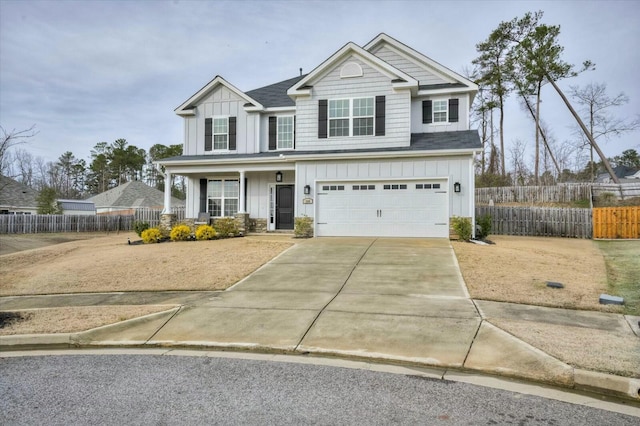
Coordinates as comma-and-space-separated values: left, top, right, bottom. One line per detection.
476, 206, 593, 238
593, 207, 640, 239
592, 183, 640, 200
0, 207, 186, 234
475, 184, 592, 205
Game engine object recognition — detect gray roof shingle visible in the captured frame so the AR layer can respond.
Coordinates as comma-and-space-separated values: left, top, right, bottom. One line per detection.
87, 181, 184, 208
0, 175, 39, 208
245, 75, 307, 108
159, 130, 481, 163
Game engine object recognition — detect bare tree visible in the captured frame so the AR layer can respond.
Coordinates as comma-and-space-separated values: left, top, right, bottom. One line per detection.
569, 82, 640, 181
508, 139, 530, 185
0, 125, 38, 177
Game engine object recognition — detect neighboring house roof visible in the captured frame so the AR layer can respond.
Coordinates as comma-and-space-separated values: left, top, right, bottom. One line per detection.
627, 170, 640, 179
0, 175, 38, 209
245, 75, 307, 108
158, 130, 481, 165
87, 180, 184, 208
58, 199, 95, 212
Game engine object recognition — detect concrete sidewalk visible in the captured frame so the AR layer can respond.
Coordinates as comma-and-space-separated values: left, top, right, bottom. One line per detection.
1, 237, 639, 403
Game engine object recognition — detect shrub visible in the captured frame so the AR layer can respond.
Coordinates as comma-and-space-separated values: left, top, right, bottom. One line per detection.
195, 224, 217, 240
475, 214, 492, 240
451, 216, 472, 242
214, 217, 239, 238
133, 221, 150, 237
141, 227, 163, 244
170, 224, 192, 241
294, 216, 313, 238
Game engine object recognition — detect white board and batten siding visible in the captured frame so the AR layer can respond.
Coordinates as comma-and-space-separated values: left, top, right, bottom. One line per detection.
296, 156, 473, 237
295, 55, 411, 152
183, 85, 257, 156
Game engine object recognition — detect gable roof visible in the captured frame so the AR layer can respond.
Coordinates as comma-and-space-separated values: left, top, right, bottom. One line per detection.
0, 175, 38, 208
364, 33, 478, 93
288, 41, 418, 96
87, 180, 184, 208
175, 75, 264, 116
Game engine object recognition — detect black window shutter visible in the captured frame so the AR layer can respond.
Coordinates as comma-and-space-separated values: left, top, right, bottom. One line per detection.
422, 100, 432, 124
293, 115, 296, 148
449, 99, 459, 123
318, 99, 328, 139
375, 95, 385, 136
204, 118, 213, 151
228, 117, 237, 150
268, 116, 277, 150
199, 179, 207, 213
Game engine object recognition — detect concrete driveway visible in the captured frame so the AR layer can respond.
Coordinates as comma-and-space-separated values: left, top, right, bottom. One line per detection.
147, 237, 481, 368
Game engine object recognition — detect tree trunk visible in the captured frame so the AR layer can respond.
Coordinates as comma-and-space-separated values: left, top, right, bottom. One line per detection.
535, 82, 541, 184
547, 76, 619, 184
499, 95, 505, 176
520, 94, 561, 175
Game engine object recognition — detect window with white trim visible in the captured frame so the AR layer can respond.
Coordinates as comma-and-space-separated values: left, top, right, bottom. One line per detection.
207, 179, 239, 217
277, 116, 294, 149
433, 100, 448, 123
329, 97, 374, 137
213, 117, 228, 150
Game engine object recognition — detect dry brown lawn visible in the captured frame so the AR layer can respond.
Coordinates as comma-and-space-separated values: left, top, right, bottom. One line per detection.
452, 235, 621, 313
0, 232, 293, 296
0, 305, 173, 336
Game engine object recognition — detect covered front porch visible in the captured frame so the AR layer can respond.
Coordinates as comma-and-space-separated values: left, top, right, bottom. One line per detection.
160, 162, 298, 233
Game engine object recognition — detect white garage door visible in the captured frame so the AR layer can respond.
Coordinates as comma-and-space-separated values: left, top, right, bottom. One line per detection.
315, 180, 449, 237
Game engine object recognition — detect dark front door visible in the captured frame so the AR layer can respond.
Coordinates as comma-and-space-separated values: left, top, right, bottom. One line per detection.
276, 185, 294, 230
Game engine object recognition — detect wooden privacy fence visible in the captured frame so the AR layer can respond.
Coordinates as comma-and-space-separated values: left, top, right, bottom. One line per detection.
475, 184, 592, 205
592, 183, 640, 200
0, 214, 134, 234
476, 206, 592, 238
592, 207, 640, 239
0, 207, 185, 234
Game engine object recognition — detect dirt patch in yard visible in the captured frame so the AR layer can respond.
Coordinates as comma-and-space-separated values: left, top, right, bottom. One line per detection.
0, 305, 174, 335
0, 232, 294, 296
452, 235, 620, 313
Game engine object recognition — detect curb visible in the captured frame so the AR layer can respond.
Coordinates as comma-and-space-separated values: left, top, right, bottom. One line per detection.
1, 336, 639, 403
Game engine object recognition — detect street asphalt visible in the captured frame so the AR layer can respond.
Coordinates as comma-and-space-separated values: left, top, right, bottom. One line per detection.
1, 237, 639, 406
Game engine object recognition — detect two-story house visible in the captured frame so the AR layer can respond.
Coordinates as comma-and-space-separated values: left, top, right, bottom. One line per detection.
157, 33, 480, 238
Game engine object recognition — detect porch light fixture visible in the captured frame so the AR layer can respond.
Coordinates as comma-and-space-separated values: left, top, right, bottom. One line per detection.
275, 171, 283, 182
304, 185, 311, 195
454, 182, 461, 193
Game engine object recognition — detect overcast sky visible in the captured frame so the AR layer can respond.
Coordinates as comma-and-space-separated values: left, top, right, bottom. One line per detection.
1, 0, 639, 170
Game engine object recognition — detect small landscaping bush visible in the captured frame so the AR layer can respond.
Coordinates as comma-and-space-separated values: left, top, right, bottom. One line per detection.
133, 221, 150, 237
195, 224, 217, 240
170, 224, 192, 241
451, 216, 472, 242
141, 227, 163, 244
294, 215, 313, 238
475, 214, 492, 240
214, 217, 239, 238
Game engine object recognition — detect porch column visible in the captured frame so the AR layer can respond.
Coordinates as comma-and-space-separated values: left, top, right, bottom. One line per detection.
239, 170, 246, 213
162, 171, 172, 213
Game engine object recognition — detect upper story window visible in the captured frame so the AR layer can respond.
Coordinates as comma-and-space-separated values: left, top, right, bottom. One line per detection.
205, 116, 237, 151
328, 98, 374, 137
432, 100, 448, 123
277, 116, 294, 149
319, 96, 385, 139
422, 98, 459, 125
213, 117, 228, 150
269, 115, 295, 150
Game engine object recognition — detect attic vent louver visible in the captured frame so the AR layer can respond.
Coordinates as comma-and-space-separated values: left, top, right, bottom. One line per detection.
340, 62, 363, 78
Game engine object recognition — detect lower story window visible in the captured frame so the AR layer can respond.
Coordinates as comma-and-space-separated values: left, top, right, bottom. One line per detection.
207, 179, 239, 217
